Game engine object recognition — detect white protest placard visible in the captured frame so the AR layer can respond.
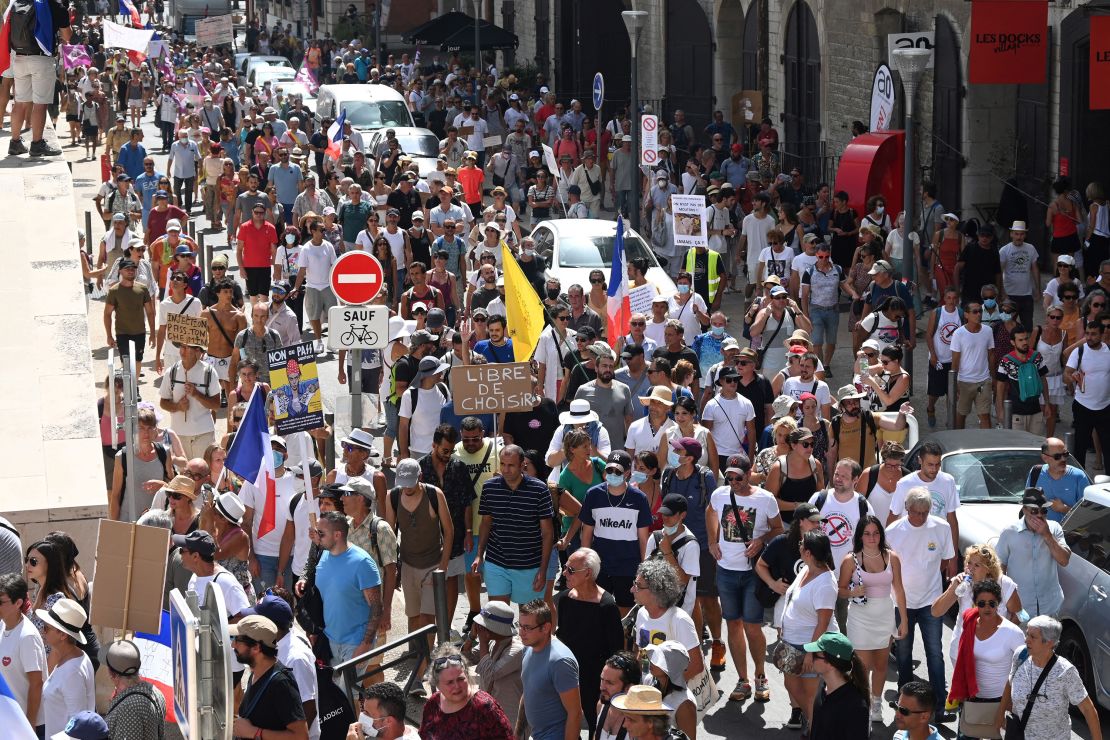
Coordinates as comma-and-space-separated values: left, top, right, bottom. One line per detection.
482, 134, 503, 150
640, 114, 658, 167
102, 20, 156, 53
888, 31, 935, 68
628, 283, 657, 317
670, 194, 708, 249
195, 15, 235, 47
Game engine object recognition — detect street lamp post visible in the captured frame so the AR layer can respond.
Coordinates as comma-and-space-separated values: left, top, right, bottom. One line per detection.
622, 10, 647, 232
474, 0, 482, 75
891, 47, 929, 382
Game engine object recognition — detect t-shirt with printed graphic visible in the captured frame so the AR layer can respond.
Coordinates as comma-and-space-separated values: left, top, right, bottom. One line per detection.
709, 485, 780, 571
858, 310, 903, 352
634, 605, 699, 655
808, 489, 875, 565
579, 484, 653, 577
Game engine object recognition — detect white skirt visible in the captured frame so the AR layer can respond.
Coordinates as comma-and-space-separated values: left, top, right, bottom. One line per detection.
847, 595, 896, 650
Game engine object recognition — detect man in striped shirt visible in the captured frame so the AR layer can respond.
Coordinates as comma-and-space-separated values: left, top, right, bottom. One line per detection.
471, 445, 555, 605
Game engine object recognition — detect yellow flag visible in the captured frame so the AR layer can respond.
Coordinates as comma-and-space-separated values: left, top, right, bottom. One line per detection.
501, 242, 545, 362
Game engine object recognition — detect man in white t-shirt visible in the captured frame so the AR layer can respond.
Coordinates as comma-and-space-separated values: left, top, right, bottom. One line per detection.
158, 341, 222, 458
781, 353, 833, 420
398, 357, 452, 458
706, 454, 782, 702
1065, 320, 1110, 469
888, 441, 960, 550
293, 230, 338, 356
998, 223, 1041, 330
240, 436, 298, 594
740, 193, 775, 296
701, 368, 757, 463
625, 386, 677, 456
176, 530, 252, 617
885, 487, 955, 721
789, 234, 821, 299
644, 295, 670, 347
950, 300, 996, 430
0, 574, 46, 730
155, 271, 203, 374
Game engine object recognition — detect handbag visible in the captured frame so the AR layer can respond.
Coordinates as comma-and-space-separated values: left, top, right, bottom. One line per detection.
958, 698, 1002, 739
1004, 654, 1057, 740
769, 639, 806, 675
688, 661, 722, 718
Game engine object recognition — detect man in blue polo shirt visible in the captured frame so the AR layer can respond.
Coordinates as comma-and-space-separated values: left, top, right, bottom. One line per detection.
267, 147, 304, 226
1027, 437, 1089, 523
116, 128, 148, 180
472, 445, 554, 605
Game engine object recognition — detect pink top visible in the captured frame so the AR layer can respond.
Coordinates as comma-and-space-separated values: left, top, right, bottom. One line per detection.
858, 554, 894, 598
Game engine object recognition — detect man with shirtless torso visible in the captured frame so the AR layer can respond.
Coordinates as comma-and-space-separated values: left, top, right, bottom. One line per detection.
202, 278, 247, 397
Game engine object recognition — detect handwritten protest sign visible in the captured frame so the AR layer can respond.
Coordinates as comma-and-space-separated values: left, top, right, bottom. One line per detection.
452, 362, 535, 414
166, 314, 209, 347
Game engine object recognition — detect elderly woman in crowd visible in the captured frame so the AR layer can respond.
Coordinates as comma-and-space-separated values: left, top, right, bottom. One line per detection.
419, 643, 514, 740
643, 640, 697, 739
632, 559, 704, 683
463, 602, 525, 728
999, 615, 1101, 740
38, 598, 96, 738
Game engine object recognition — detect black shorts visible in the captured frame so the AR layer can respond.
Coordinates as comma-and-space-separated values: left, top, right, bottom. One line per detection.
696, 548, 718, 597
927, 361, 952, 397
245, 267, 270, 297
596, 573, 635, 608
1051, 232, 1081, 255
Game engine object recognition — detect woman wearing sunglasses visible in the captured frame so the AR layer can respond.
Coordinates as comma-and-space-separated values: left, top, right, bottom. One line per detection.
24, 539, 99, 669
1032, 307, 1069, 437
765, 427, 825, 524
419, 643, 514, 740
946, 579, 1024, 739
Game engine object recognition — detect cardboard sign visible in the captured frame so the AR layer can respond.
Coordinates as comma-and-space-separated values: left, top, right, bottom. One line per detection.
452, 362, 535, 414
628, 283, 657, 317
732, 90, 763, 126
482, 134, 503, 150
268, 342, 324, 434
90, 519, 170, 634
194, 15, 234, 47
166, 313, 209, 347
671, 194, 708, 249
969, 0, 1048, 84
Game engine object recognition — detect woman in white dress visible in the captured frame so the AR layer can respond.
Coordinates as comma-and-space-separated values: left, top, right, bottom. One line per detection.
838, 514, 908, 722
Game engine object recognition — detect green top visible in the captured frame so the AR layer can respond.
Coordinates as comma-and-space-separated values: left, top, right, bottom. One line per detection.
557, 456, 605, 534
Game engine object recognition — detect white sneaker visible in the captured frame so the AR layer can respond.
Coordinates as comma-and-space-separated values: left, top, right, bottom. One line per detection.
871, 697, 883, 722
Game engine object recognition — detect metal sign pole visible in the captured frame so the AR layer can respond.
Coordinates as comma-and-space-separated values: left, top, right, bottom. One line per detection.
122, 342, 139, 522
350, 348, 363, 429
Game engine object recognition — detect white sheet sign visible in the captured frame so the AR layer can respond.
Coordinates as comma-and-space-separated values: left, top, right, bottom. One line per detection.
102, 20, 156, 53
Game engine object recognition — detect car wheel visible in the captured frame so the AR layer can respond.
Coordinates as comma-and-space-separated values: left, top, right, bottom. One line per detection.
1058, 626, 1095, 699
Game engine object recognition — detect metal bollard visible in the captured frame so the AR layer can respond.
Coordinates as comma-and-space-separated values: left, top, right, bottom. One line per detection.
948, 370, 957, 429
1064, 431, 1074, 455
188, 220, 196, 240
198, 232, 206, 278
205, 239, 214, 282
84, 211, 93, 254
1003, 399, 1013, 430
432, 569, 450, 644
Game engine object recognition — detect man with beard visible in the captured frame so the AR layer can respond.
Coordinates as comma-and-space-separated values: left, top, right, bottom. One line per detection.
229, 616, 309, 740
595, 652, 640, 740
266, 283, 301, 347
574, 347, 635, 451
418, 425, 475, 618
830, 385, 911, 469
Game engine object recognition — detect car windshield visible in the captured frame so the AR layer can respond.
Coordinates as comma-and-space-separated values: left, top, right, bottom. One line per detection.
342, 101, 412, 129
393, 134, 439, 157
259, 70, 295, 83
943, 449, 1049, 503
557, 233, 658, 269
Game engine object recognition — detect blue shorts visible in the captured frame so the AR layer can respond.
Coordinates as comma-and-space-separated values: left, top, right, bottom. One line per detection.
384, 398, 400, 439
789, 641, 819, 678
717, 567, 764, 623
808, 306, 839, 346
484, 561, 543, 604
546, 552, 560, 582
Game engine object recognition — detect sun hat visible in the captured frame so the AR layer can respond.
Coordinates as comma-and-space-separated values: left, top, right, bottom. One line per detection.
473, 602, 517, 637
638, 385, 676, 407
36, 597, 88, 644
559, 398, 600, 425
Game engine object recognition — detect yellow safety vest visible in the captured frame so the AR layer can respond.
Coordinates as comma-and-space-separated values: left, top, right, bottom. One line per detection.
684, 249, 721, 303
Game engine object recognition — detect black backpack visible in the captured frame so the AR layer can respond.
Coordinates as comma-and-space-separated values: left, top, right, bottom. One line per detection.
9, 0, 41, 56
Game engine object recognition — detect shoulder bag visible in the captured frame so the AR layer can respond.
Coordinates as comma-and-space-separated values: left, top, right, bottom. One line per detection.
1003, 654, 1057, 740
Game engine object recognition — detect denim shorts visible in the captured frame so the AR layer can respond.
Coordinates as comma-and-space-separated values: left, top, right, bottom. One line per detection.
484, 561, 543, 604
808, 306, 839, 346
717, 567, 764, 623
384, 397, 400, 438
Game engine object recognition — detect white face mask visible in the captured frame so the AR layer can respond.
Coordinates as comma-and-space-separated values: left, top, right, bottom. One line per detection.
358, 713, 382, 737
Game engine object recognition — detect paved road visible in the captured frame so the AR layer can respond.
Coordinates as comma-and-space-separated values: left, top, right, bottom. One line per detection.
66, 111, 1103, 738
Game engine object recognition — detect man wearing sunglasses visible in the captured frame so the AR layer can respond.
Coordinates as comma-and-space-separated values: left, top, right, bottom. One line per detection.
995, 488, 1071, 618
892, 680, 942, 740
1027, 438, 1087, 524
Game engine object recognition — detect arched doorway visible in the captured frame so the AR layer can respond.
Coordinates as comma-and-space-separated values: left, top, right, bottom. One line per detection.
1061, 10, 1110, 197
715, 0, 745, 129
931, 15, 962, 213
554, 0, 630, 106
665, 0, 714, 135
783, 1, 821, 178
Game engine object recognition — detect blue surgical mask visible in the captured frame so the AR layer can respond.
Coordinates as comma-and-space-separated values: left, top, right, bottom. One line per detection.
677, 284, 691, 294
667, 449, 681, 467
999, 312, 1012, 322
983, 299, 997, 309
606, 473, 625, 488
285, 233, 296, 244
272, 450, 285, 468
711, 325, 725, 336
630, 470, 648, 485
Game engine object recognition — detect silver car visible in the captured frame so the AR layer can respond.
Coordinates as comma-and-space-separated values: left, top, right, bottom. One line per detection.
364, 127, 441, 180
1058, 479, 1110, 710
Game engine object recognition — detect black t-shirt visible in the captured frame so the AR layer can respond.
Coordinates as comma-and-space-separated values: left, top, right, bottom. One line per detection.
392, 354, 419, 399
241, 664, 305, 733
958, 245, 1002, 304
561, 352, 596, 403
504, 398, 560, 453
689, 250, 711, 306
759, 533, 803, 589
386, 188, 422, 228
427, 108, 448, 138
309, 131, 328, 171
737, 373, 774, 432
810, 682, 869, 740
652, 346, 702, 380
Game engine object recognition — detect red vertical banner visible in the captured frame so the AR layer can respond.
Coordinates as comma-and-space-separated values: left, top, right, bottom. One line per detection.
1092, 16, 1110, 109
969, 0, 1049, 84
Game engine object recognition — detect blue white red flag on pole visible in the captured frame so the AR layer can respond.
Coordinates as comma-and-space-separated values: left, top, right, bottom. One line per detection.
326, 109, 347, 161
224, 385, 277, 537
607, 215, 631, 349
0, 671, 38, 740
133, 610, 177, 723
119, 0, 142, 26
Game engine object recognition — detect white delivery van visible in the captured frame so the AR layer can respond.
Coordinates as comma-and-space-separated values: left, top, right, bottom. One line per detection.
313, 84, 415, 143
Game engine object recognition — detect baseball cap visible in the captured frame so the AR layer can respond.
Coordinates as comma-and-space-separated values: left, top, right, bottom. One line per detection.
395, 458, 421, 488
803, 632, 855, 662
670, 436, 703, 461
119, 258, 138, 270
1021, 487, 1049, 509
239, 593, 294, 629
605, 450, 633, 474
166, 219, 182, 232
52, 711, 109, 740
868, 259, 893, 275
659, 493, 688, 516
724, 454, 751, 475
172, 530, 216, 557
620, 344, 645, 360
228, 615, 279, 647
793, 503, 823, 522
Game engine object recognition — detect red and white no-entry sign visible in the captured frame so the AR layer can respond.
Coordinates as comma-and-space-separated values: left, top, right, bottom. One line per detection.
329, 251, 384, 305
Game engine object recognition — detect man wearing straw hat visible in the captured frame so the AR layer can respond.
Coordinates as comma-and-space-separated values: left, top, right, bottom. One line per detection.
626, 386, 677, 457
998, 220, 1041, 331
610, 685, 680, 740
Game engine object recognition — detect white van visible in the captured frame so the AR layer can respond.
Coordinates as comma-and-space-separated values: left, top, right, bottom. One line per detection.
313, 84, 415, 139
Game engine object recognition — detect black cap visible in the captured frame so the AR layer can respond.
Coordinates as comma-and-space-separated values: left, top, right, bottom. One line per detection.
978, 225, 994, 236
620, 344, 645, 359
1021, 487, 1048, 509
119, 259, 139, 269
318, 482, 353, 500
292, 459, 324, 478
659, 493, 688, 516
172, 530, 216, 557
605, 450, 633, 474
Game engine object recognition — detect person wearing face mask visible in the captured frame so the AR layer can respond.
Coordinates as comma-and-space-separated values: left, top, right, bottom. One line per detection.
690, 311, 733, 377
240, 437, 297, 594
979, 285, 1003, 327
350, 681, 420, 740
643, 493, 701, 618
167, 128, 202, 213
516, 236, 547, 294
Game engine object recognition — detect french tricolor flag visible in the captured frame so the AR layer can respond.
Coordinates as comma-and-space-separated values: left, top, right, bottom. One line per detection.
133, 611, 177, 723
0, 0, 56, 77
325, 109, 347, 161
225, 385, 278, 537
119, 0, 142, 26
607, 215, 631, 349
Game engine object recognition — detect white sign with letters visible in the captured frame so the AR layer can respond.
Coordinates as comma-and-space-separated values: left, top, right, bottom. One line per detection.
888, 31, 935, 69
327, 305, 390, 350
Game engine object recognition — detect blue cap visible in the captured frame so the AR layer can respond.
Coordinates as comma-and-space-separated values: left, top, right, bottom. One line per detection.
154, 189, 169, 198
174, 244, 196, 257
239, 593, 294, 629
56, 710, 110, 740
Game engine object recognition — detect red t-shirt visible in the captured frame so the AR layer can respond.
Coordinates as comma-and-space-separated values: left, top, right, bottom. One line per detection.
146, 205, 188, 247
456, 167, 485, 205
534, 103, 555, 127
236, 220, 278, 268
